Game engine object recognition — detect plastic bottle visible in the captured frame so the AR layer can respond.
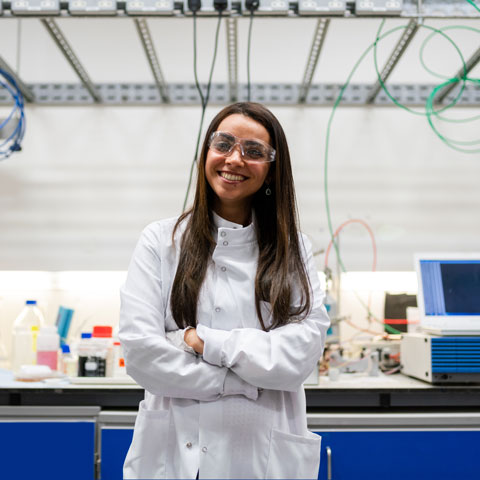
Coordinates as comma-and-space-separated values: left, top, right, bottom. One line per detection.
36, 326, 60, 371
60, 344, 77, 377
77, 332, 94, 376
113, 341, 127, 377
92, 326, 113, 377
11, 300, 46, 372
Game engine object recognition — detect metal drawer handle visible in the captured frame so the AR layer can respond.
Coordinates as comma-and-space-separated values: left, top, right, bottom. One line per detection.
326, 446, 332, 480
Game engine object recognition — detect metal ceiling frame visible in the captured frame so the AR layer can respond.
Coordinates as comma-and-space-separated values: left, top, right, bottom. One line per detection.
0, 0, 479, 18
0, 56, 35, 102
41, 18, 102, 102
134, 18, 170, 103
226, 17, 238, 103
436, 46, 480, 103
366, 19, 419, 104
298, 18, 330, 104
0, 1, 478, 106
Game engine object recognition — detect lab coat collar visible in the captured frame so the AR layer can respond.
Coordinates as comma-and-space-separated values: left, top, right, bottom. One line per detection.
212, 211, 256, 245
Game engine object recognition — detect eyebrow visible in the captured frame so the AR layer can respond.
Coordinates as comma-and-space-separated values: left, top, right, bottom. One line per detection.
218, 132, 235, 140
243, 139, 265, 147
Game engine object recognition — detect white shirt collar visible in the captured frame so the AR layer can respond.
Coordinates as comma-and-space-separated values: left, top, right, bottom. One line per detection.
212, 211, 244, 230
212, 211, 256, 245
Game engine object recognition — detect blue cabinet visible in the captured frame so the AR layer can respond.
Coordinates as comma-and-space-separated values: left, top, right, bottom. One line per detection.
0, 421, 95, 480
315, 430, 480, 480
100, 427, 133, 480
97, 424, 480, 480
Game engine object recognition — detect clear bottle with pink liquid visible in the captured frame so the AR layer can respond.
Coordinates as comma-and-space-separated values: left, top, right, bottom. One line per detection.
36, 326, 60, 370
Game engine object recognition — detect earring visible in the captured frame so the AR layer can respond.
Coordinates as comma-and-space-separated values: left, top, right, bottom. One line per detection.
265, 186, 272, 196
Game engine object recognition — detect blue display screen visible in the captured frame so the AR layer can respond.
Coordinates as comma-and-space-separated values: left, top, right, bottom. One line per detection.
420, 260, 480, 316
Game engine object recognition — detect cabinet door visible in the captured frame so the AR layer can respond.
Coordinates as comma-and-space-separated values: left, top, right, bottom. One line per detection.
100, 427, 134, 480
0, 421, 95, 480
315, 430, 480, 480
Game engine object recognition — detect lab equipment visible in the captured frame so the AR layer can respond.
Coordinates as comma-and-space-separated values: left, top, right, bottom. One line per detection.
11, 300, 45, 372
324, 290, 340, 343
112, 341, 127, 377
415, 254, 480, 335
77, 327, 113, 377
60, 344, 77, 377
92, 326, 114, 376
55, 306, 74, 346
77, 332, 105, 377
36, 326, 60, 371
383, 293, 417, 334
14, 364, 53, 381
401, 333, 480, 384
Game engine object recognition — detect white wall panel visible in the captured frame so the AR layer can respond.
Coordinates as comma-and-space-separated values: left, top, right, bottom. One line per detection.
0, 105, 479, 271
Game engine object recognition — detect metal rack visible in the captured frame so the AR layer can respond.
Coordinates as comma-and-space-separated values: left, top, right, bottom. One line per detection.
0, 1, 479, 106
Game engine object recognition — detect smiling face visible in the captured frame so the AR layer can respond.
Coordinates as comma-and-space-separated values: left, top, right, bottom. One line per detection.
205, 114, 272, 225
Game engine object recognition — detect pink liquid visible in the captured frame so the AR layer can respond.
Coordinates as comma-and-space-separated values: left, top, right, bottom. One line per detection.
37, 351, 58, 370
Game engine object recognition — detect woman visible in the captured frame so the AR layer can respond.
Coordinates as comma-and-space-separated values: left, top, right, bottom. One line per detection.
119, 102, 330, 479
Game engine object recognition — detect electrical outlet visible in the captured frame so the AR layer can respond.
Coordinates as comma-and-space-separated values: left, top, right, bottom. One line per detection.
184, 0, 231, 14
68, 0, 117, 15
126, 0, 174, 14
298, 0, 346, 15
243, 0, 289, 15
355, 0, 403, 15
11, 0, 60, 15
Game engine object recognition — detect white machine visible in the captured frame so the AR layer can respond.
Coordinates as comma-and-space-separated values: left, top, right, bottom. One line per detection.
402, 254, 480, 384
401, 332, 480, 384
414, 253, 480, 335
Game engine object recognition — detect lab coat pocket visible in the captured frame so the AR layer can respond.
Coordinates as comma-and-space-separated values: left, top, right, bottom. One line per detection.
265, 429, 321, 480
124, 400, 170, 480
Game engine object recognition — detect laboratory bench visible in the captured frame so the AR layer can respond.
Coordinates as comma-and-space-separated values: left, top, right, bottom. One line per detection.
1, 369, 480, 480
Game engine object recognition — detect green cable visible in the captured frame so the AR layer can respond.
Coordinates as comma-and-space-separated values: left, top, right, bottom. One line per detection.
372, 21, 467, 118
373, 22, 480, 152
466, 0, 480, 13
426, 77, 480, 153
419, 25, 480, 125
324, 20, 479, 335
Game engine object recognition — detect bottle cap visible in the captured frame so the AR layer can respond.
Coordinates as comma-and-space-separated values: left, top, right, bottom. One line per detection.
61, 344, 71, 354
81, 332, 92, 339
31, 326, 39, 332
113, 341, 121, 346
26, 300, 37, 305
92, 326, 113, 338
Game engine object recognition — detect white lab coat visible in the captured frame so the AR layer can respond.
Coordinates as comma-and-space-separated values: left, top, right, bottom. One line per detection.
119, 213, 330, 479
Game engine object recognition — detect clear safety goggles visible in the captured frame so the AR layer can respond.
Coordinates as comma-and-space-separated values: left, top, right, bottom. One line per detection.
208, 131, 276, 164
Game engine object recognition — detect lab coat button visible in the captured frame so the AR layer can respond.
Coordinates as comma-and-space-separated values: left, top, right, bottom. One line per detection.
202, 446, 208, 453
215, 307, 220, 313
220, 231, 227, 237
186, 442, 192, 448
221, 266, 226, 272
223, 241, 228, 246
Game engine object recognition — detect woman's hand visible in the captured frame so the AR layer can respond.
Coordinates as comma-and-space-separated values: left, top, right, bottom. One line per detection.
184, 328, 204, 355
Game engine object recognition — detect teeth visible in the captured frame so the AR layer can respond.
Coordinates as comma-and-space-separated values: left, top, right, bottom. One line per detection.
220, 172, 245, 181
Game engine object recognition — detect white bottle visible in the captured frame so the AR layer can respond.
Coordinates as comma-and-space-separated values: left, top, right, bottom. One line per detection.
36, 326, 60, 371
113, 341, 127, 377
11, 300, 46, 373
60, 344, 77, 377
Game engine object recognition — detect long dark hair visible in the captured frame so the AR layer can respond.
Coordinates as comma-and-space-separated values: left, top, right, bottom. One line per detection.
171, 102, 311, 331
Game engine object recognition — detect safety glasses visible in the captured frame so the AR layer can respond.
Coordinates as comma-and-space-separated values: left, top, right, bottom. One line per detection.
208, 131, 276, 164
